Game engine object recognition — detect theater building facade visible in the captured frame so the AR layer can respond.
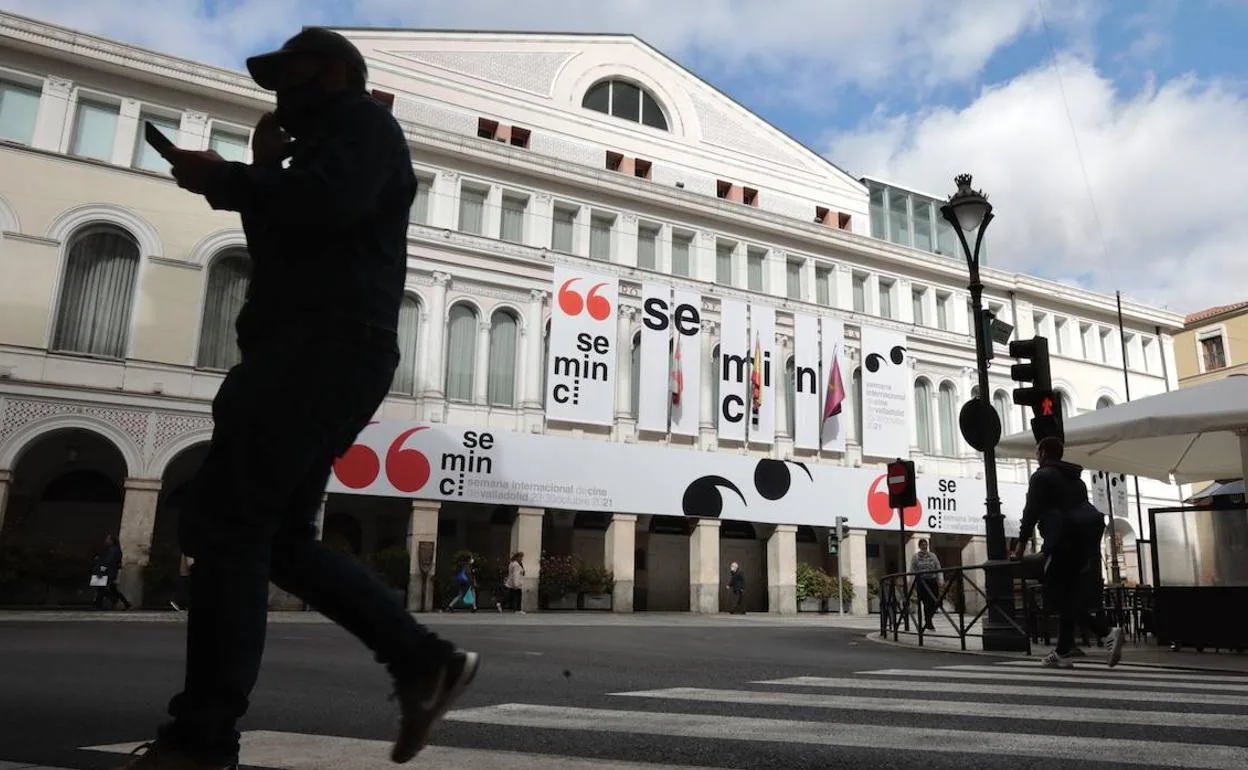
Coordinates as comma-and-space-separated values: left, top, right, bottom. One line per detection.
0, 12, 1185, 612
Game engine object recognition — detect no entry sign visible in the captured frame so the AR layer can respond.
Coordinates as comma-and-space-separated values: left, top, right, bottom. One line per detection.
887, 458, 917, 509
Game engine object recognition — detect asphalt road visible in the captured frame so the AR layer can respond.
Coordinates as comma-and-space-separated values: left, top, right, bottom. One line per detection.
1, 613, 1246, 769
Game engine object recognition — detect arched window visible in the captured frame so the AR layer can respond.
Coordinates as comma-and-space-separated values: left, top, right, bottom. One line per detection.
444, 303, 477, 401
914, 379, 934, 453
1096, 396, 1114, 410
391, 295, 420, 395
853, 367, 864, 442
710, 344, 721, 420
196, 250, 251, 370
487, 309, 519, 406
52, 224, 141, 358
993, 390, 1011, 434
629, 333, 642, 418
1057, 390, 1073, 418
938, 382, 958, 455
785, 357, 796, 437
582, 79, 669, 130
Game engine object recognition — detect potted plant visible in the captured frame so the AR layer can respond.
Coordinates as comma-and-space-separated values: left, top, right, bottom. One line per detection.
825, 576, 855, 613
539, 554, 579, 610
367, 546, 411, 605
867, 578, 881, 614
796, 562, 822, 612
575, 562, 615, 610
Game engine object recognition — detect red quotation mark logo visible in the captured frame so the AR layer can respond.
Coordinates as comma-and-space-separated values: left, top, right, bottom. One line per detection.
332, 424, 432, 493
867, 473, 923, 527
558, 278, 611, 321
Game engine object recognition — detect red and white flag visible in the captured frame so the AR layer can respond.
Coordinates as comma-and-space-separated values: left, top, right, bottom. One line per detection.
822, 348, 845, 426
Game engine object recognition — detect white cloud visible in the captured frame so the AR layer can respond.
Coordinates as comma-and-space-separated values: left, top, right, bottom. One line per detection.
0, 0, 1093, 94
825, 55, 1248, 314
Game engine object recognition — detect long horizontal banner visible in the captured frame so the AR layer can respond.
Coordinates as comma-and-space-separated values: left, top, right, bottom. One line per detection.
327, 421, 1024, 536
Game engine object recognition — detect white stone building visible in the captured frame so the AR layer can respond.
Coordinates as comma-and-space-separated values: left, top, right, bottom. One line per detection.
0, 12, 1184, 613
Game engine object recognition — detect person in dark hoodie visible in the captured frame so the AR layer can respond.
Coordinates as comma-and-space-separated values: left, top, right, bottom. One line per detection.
1014, 437, 1125, 669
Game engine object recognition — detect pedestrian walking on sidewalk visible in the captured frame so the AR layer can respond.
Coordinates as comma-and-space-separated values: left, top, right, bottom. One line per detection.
446, 557, 478, 612
1015, 437, 1125, 670
170, 554, 192, 612
909, 539, 941, 631
727, 562, 746, 614
503, 552, 526, 613
91, 534, 132, 611
116, 28, 477, 770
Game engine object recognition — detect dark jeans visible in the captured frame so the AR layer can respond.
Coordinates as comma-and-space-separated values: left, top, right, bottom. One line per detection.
918, 577, 939, 629
730, 588, 745, 614
507, 587, 522, 611
94, 581, 130, 609
157, 322, 454, 764
1047, 557, 1109, 656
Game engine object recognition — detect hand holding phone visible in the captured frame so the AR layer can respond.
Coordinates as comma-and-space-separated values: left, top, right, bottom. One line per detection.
144, 120, 176, 159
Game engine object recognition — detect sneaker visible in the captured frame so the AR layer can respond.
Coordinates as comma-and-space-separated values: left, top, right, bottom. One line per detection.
1042, 651, 1074, 669
1105, 626, 1126, 668
391, 650, 480, 763
113, 742, 236, 769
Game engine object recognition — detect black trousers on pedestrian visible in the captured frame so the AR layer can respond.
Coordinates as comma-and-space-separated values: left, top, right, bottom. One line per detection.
156, 322, 454, 765
94, 581, 130, 609
730, 588, 745, 614
507, 587, 522, 611
918, 577, 939, 629
1046, 556, 1109, 656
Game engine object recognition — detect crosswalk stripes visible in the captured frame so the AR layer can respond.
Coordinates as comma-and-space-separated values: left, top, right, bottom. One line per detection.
79, 660, 1248, 770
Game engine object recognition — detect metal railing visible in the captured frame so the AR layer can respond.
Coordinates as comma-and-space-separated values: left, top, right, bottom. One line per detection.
879, 562, 1033, 654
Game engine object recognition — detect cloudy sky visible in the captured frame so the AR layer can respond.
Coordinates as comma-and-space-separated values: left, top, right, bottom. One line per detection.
3, 0, 1244, 315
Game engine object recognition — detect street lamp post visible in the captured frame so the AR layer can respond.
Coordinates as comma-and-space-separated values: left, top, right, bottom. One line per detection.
940, 174, 1025, 652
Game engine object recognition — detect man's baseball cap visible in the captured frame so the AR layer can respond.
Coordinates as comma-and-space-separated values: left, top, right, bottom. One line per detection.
246, 27, 368, 91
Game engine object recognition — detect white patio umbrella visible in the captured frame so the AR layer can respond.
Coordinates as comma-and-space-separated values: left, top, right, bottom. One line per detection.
996, 375, 1248, 484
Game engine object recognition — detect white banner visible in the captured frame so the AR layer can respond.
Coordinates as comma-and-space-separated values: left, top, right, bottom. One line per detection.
820, 317, 848, 453
717, 298, 749, 442
545, 266, 618, 425
859, 325, 910, 459
670, 288, 703, 437
748, 303, 776, 445
327, 420, 1025, 536
792, 314, 821, 449
638, 282, 672, 433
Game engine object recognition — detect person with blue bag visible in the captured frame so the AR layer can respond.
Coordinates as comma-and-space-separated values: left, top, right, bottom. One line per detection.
446, 556, 478, 613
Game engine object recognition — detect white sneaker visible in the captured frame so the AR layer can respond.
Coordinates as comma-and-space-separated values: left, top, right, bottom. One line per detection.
1042, 651, 1074, 669
1105, 627, 1126, 668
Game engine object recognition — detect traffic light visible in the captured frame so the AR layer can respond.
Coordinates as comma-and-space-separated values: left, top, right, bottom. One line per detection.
1007, 336, 1052, 410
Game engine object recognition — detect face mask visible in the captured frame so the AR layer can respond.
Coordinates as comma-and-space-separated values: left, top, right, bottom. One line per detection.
274, 78, 328, 137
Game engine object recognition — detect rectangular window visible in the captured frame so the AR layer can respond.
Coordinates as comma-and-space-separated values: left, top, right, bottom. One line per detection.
132, 113, 179, 173
786, 259, 803, 300
409, 174, 433, 225
637, 226, 658, 270
458, 187, 487, 235
878, 280, 894, 319
671, 233, 692, 277
1032, 312, 1047, 339
911, 288, 925, 325
936, 293, 950, 330
1080, 323, 1091, 359
747, 249, 765, 292
869, 184, 886, 240
852, 273, 867, 313
1124, 334, 1134, 368
551, 206, 576, 253
1054, 318, 1067, 354
816, 267, 832, 306
1201, 334, 1227, 371
716, 242, 734, 285
499, 194, 527, 243
1100, 329, 1112, 363
888, 190, 910, 246
589, 214, 614, 260
70, 100, 119, 161
913, 200, 933, 252
936, 218, 958, 257
0, 79, 42, 144
209, 126, 248, 162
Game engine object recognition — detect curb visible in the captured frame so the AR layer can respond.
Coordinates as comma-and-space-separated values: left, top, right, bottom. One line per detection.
862, 631, 1248, 675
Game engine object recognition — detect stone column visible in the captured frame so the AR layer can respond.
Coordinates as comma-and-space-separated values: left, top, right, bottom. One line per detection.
32, 76, 72, 152
766, 524, 797, 614
961, 535, 989, 615
407, 500, 440, 612
177, 110, 210, 151
523, 289, 546, 409
689, 518, 720, 613
604, 514, 637, 613
423, 272, 450, 400
473, 320, 491, 405
0, 469, 11, 544
117, 478, 162, 607
843, 527, 869, 615
615, 306, 635, 422
510, 507, 544, 612
700, 320, 718, 431
111, 98, 142, 167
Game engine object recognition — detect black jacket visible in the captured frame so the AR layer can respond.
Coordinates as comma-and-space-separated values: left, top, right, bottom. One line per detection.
1019, 459, 1089, 558
203, 91, 416, 351
729, 570, 745, 592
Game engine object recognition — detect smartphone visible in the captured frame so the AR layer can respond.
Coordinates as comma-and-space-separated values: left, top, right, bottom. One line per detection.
144, 120, 176, 158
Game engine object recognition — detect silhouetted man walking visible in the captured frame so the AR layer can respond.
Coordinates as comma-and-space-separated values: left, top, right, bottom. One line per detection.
119, 28, 477, 769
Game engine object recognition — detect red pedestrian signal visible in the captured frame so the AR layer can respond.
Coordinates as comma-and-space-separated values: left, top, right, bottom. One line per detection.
1041, 396, 1054, 417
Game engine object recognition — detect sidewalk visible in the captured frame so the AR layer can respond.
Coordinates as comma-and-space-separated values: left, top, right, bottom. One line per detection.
0, 608, 882, 630
867, 615, 1248, 674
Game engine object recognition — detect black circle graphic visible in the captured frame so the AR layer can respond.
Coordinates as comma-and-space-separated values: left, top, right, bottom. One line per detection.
681, 475, 746, 518
755, 459, 791, 501
890, 345, 906, 365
